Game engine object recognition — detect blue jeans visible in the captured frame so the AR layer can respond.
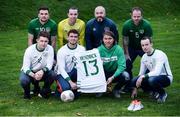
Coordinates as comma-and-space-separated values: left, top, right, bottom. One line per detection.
19, 70, 56, 95
105, 70, 130, 90
55, 68, 77, 96
130, 75, 170, 95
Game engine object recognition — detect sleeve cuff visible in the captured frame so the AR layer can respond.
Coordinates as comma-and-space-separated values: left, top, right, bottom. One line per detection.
26, 70, 32, 75
144, 74, 149, 79
112, 75, 115, 80
65, 77, 71, 81
42, 67, 49, 72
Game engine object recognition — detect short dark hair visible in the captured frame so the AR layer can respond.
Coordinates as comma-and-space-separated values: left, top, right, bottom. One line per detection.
103, 30, 117, 45
68, 6, 78, 13
103, 30, 115, 39
37, 31, 50, 39
38, 6, 49, 13
142, 36, 152, 43
69, 6, 78, 11
131, 7, 143, 15
67, 29, 79, 36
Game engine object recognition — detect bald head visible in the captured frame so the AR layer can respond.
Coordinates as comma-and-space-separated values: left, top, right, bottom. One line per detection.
94, 6, 106, 22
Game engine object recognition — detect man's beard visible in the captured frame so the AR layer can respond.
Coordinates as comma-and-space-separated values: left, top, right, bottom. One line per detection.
41, 18, 48, 23
97, 17, 104, 22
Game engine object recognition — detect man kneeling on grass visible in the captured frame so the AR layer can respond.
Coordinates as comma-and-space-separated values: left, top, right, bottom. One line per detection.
19, 31, 56, 99
130, 36, 173, 103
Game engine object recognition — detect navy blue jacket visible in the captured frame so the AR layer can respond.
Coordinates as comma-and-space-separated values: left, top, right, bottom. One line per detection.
85, 17, 119, 50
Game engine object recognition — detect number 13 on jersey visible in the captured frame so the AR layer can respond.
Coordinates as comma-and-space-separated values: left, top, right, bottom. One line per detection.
75, 49, 107, 93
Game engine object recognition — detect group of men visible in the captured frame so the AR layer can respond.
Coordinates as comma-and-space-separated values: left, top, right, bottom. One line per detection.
19, 5, 173, 103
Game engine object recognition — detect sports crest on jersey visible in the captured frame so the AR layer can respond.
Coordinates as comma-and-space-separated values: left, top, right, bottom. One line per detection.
139, 29, 144, 34
104, 27, 110, 32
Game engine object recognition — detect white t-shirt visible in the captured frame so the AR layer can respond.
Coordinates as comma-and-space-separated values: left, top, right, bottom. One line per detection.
139, 49, 173, 83
21, 44, 54, 73
56, 44, 85, 79
75, 49, 107, 93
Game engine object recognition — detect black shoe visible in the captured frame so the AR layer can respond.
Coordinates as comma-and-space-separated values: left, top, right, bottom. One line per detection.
113, 90, 121, 98
39, 88, 51, 99
149, 91, 159, 99
95, 93, 103, 98
73, 91, 81, 99
24, 93, 31, 99
33, 87, 40, 95
157, 92, 167, 103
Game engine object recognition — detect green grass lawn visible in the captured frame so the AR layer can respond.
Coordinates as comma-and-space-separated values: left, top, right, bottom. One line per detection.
0, 0, 180, 116
0, 16, 180, 116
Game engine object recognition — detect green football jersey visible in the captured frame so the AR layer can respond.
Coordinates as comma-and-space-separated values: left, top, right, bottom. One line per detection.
28, 18, 57, 44
122, 19, 152, 50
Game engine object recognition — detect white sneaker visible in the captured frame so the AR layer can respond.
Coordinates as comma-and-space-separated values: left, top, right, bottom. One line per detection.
30, 91, 34, 95
133, 100, 144, 111
127, 100, 136, 111
38, 93, 42, 98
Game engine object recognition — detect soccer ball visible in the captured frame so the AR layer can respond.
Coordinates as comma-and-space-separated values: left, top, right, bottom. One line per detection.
60, 90, 75, 102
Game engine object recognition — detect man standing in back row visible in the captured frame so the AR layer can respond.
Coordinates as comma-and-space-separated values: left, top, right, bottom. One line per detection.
28, 6, 57, 49
122, 7, 153, 81
85, 6, 119, 50
58, 7, 85, 48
